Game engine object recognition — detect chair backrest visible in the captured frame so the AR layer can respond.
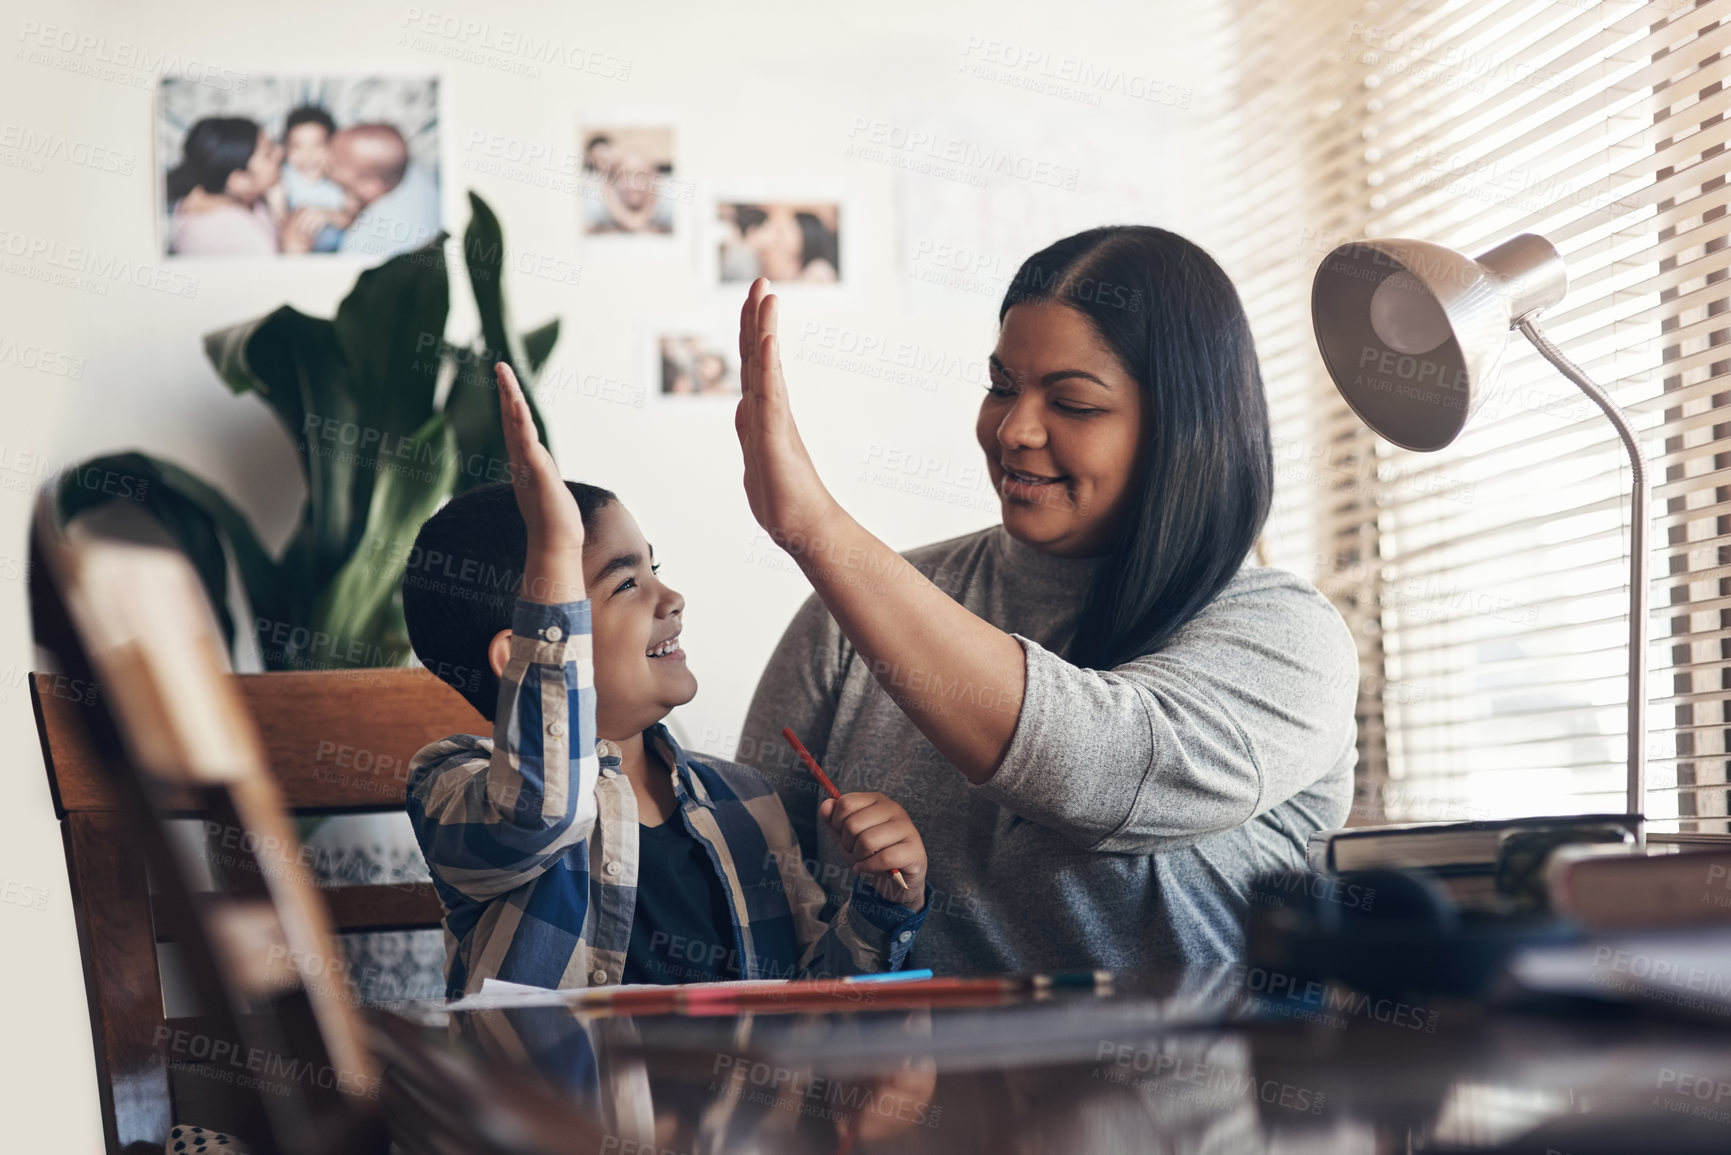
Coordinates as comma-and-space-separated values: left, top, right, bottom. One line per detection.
32, 518, 486, 1154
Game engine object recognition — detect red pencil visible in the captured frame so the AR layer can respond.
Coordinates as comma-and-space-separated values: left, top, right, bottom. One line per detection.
782, 727, 910, 893
679, 975, 1018, 1015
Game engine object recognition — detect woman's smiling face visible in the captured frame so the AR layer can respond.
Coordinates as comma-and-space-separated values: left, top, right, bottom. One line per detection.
976, 302, 1146, 558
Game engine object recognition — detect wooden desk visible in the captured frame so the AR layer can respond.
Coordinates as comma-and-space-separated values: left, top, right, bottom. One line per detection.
370, 968, 1731, 1154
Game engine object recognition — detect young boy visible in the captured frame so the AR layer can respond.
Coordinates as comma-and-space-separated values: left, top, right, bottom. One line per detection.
402, 363, 928, 997
274, 105, 359, 253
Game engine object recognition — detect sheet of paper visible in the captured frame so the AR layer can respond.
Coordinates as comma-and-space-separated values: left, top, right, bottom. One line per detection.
1508, 928, 1731, 1021
447, 976, 791, 1011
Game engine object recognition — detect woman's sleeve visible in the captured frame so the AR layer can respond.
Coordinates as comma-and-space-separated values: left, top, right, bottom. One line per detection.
173, 206, 279, 256
739, 592, 851, 862
975, 574, 1359, 855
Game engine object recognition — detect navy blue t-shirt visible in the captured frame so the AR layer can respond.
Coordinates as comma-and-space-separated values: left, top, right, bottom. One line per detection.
620, 818, 740, 985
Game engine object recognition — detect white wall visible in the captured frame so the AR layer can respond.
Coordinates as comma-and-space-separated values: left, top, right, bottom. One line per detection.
0, 0, 1232, 1143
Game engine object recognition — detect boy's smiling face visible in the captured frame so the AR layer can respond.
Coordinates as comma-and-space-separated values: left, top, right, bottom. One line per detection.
285, 122, 330, 179
582, 501, 697, 739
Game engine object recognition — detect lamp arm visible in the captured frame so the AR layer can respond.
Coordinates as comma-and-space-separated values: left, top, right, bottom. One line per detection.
1516, 318, 1649, 838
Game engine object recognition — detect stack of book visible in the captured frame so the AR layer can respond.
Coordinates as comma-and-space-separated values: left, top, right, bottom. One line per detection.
1308, 814, 1641, 916
1310, 814, 1731, 930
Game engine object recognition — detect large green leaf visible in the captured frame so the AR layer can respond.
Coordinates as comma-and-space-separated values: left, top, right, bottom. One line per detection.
56, 453, 279, 652
451, 194, 557, 495
463, 192, 528, 380
523, 318, 560, 376
443, 341, 553, 497
334, 235, 450, 440
204, 305, 335, 444
301, 411, 458, 670
203, 306, 365, 608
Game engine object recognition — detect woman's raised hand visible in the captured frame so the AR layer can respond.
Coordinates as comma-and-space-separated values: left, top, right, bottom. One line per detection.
736, 278, 841, 551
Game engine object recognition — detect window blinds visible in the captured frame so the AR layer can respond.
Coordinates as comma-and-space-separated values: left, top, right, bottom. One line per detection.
1211, 0, 1730, 834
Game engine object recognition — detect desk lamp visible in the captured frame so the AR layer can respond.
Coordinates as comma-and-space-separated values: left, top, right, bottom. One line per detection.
1311, 234, 1648, 838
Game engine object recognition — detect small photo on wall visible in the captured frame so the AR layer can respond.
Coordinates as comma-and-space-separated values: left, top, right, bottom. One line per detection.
717, 201, 840, 284
658, 334, 740, 396
157, 76, 440, 259
582, 127, 676, 236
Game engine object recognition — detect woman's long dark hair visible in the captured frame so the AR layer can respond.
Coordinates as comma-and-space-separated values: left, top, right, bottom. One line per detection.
166, 117, 261, 202
795, 211, 839, 275
998, 226, 1273, 670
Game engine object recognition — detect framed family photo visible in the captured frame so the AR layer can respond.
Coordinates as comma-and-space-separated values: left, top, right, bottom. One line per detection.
580, 125, 681, 237
156, 75, 441, 259
656, 333, 740, 397
713, 199, 842, 286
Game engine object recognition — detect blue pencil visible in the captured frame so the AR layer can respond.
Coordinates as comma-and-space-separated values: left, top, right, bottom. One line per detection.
845, 968, 935, 984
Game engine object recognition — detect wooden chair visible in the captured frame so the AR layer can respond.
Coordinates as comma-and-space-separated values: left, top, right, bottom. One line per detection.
30, 509, 487, 1154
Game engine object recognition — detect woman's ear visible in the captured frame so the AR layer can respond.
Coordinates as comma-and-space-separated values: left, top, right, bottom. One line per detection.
486, 628, 512, 679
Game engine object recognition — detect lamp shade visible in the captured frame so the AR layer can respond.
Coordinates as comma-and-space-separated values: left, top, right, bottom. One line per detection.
1311, 234, 1568, 452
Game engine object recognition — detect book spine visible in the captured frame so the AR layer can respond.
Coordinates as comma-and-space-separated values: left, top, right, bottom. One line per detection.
1305, 833, 1334, 874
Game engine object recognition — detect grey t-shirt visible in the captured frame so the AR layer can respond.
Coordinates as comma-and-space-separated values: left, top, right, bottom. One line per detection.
737, 524, 1358, 975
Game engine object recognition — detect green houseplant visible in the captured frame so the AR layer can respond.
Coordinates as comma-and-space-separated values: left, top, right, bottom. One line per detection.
58, 191, 559, 673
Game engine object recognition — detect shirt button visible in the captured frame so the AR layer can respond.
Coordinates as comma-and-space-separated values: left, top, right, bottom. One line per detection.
591, 969, 607, 984
544, 625, 564, 642
605, 861, 622, 876
898, 931, 913, 943
548, 720, 565, 737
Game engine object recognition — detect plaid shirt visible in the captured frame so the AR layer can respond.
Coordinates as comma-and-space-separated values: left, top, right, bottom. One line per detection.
408, 598, 927, 998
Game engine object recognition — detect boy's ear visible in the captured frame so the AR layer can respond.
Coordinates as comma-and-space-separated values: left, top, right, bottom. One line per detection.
486, 628, 512, 679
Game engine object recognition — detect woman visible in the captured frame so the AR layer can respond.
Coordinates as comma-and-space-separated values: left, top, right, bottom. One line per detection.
735, 227, 1359, 974
166, 117, 282, 256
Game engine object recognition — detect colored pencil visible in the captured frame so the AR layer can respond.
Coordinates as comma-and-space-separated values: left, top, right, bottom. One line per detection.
846, 968, 935, 984
782, 727, 911, 893
553, 971, 1115, 1018
678, 975, 1019, 1015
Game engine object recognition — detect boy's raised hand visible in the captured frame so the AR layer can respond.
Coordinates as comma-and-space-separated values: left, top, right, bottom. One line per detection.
496, 362, 587, 604
820, 792, 927, 912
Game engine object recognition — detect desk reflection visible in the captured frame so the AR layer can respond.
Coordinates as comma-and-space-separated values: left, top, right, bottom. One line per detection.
382, 965, 1731, 1155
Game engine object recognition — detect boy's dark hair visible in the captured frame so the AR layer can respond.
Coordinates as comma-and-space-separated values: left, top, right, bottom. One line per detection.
284, 105, 336, 139
402, 480, 616, 720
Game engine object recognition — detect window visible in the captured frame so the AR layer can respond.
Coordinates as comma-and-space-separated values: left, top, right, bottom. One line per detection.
1210, 0, 1730, 835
